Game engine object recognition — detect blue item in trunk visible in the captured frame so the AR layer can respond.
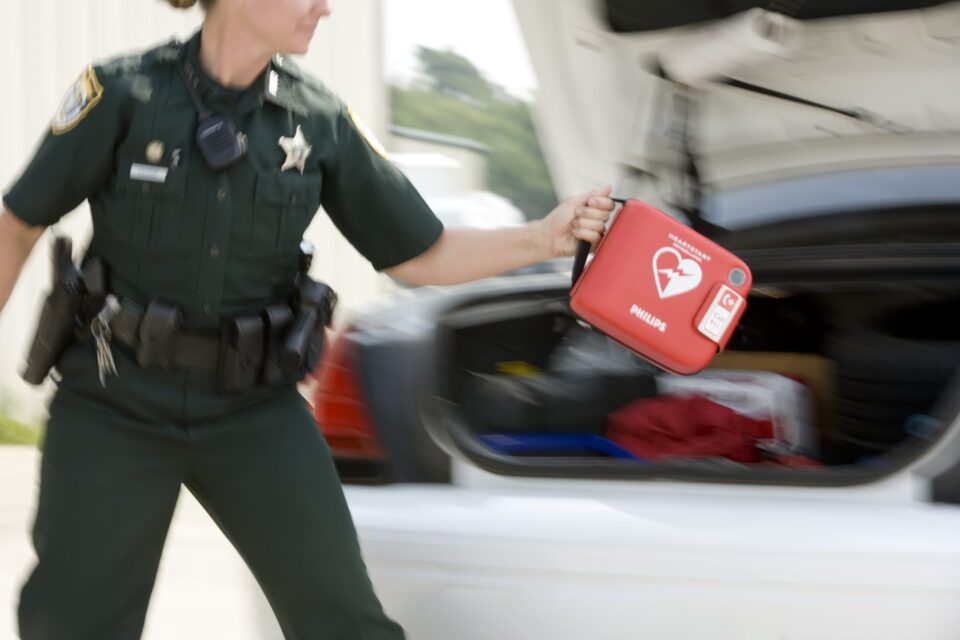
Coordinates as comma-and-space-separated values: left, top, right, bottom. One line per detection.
480, 433, 642, 460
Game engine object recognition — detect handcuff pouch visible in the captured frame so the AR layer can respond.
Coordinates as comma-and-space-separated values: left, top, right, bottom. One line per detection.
217, 314, 265, 394
136, 301, 183, 370
261, 303, 296, 386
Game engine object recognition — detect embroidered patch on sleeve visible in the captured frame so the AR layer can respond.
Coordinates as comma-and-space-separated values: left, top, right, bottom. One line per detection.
347, 105, 390, 160
52, 66, 105, 135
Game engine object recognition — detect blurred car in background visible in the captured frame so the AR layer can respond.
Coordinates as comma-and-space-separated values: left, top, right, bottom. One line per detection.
309, 2, 960, 639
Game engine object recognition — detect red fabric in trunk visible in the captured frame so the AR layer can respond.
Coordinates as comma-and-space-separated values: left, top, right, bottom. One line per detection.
606, 394, 771, 462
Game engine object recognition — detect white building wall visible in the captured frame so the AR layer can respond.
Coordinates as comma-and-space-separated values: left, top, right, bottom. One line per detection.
0, 0, 389, 423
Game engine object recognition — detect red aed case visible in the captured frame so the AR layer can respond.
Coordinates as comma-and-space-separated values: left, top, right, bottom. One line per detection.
570, 200, 752, 375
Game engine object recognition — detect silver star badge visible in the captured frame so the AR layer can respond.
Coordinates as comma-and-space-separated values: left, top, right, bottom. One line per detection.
279, 125, 312, 174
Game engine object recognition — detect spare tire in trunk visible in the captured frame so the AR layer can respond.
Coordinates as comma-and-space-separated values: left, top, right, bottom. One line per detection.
826, 327, 960, 457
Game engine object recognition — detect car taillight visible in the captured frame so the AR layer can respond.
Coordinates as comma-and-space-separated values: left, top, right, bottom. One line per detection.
311, 330, 386, 460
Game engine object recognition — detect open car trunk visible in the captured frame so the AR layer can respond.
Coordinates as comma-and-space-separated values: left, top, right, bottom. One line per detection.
398, 1, 960, 488
429, 223, 960, 486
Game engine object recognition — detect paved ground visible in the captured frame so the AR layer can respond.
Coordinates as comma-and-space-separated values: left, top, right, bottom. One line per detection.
0, 446, 283, 640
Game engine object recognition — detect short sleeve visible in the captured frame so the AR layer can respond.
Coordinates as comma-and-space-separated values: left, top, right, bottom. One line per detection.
320, 103, 444, 272
2, 65, 125, 227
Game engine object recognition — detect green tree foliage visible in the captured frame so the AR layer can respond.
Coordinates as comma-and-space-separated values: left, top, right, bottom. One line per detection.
391, 47, 557, 221
0, 415, 40, 446
417, 48, 496, 103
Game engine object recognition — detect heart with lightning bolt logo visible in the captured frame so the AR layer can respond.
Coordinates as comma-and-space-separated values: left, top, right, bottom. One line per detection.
653, 247, 703, 299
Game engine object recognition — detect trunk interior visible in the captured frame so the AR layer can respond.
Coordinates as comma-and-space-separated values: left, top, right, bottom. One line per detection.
433, 247, 960, 484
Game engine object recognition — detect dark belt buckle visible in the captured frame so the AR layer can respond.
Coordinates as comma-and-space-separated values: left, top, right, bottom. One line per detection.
136, 300, 183, 370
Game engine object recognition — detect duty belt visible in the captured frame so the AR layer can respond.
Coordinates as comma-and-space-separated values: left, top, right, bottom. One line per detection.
110, 301, 221, 370
21, 243, 335, 394
97, 287, 335, 395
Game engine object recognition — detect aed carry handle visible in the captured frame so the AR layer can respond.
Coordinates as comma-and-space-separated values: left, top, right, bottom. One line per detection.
571, 197, 626, 287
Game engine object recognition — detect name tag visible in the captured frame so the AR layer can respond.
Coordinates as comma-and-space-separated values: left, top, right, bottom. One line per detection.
130, 163, 169, 184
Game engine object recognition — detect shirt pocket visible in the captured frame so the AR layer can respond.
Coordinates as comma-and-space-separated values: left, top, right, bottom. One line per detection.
114, 161, 189, 253
252, 170, 322, 255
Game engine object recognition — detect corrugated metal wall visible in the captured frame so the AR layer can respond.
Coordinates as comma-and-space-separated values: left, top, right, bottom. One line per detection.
0, 0, 390, 421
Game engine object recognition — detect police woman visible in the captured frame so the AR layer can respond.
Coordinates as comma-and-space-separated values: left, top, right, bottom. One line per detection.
0, 0, 614, 637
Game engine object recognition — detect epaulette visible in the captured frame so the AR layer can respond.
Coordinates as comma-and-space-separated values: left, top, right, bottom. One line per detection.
96, 38, 182, 78
275, 54, 338, 104
153, 39, 183, 64
97, 52, 146, 77
271, 53, 303, 79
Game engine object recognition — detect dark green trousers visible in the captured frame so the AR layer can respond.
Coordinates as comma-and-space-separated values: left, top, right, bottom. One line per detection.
17, 382, 404, 640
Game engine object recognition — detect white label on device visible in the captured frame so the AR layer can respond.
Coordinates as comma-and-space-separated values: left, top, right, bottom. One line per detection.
130, 163, 168, 184
698, 285, 743, 343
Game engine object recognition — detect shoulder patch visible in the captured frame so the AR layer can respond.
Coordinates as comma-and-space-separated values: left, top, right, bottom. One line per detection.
347, 105, 390, 160
52, 66, 105, 135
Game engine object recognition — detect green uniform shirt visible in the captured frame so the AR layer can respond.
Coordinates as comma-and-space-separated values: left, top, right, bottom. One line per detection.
4, 30, 443, 329
3, 30, 443, 420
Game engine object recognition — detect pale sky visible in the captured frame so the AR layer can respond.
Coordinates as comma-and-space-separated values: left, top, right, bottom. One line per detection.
383, 0, 538, 99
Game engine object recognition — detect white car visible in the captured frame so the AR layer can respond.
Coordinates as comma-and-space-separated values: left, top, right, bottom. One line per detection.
312, 1, 960, 638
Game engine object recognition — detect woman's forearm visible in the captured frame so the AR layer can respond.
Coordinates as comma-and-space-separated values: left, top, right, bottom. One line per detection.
0, 205, 44, 314
386, 187, 616, 287
386, 223, 555, 287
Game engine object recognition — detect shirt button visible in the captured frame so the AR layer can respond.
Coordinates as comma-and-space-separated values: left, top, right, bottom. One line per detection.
203, 303, 213, 314
210, 244, 220, 259
142, 183, 151, 194
217, 188, 227, 202
290, 193, 298, 205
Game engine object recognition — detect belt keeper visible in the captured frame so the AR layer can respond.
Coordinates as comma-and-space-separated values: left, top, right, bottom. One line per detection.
136, 300, 183, 370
